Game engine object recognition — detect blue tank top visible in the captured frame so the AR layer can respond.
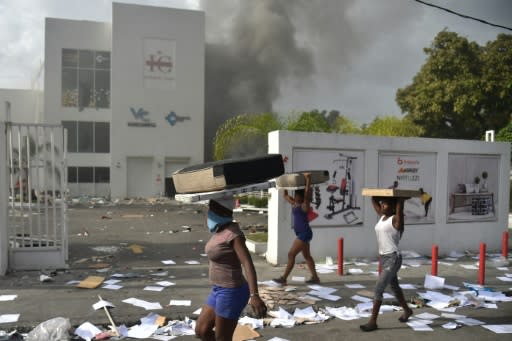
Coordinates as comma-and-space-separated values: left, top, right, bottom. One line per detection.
292, 205, 311, 234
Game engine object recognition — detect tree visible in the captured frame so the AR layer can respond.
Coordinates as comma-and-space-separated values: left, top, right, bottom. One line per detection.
333, 115, 362, 134
213, 112, 282, 160
362, 115, 423, 137
396, 31, 512, 140
285, 110, 331, 132
496, 119, 512, 159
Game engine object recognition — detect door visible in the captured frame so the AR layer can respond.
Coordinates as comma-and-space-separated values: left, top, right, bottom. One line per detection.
126, 157, 153, 197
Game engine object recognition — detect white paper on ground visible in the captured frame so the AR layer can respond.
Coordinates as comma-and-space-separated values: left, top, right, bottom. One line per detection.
442, 322, 460, 330
270, 318, 295, 328
291, 276, 305, 282
481, 324, 512, 333
161, 260, 176, 265
316, 268, 334, 274
497, 276, 512, 282
496, 267, 509, 271
151, 335, 177, 341
293, 306, 317, 319
151, 271, 168, 276
267, 337, 291, 341
169, 300, 191, 306
104, 279, 122, 285
348, 268, 364, 274
460, 264, 478, 270
383, 293, 394, 299
0, 295, 17, 301
407, 320, 434, 331
441, 313, 466, 319
238, 316, 264, 329
184, 260, 200, 265
438, 261, 454, 266
312, 292, 341, 301
415, 312, 440, 320
424, 274, 445, 289
123, 298, 162, 310
443, 284, 460, 291
325, 306, 366, 320
307, 285, 337, 294
345, 283, 365, 289
75, 322, 102, 341
102, 284, 123, 290
156, 281, 175, 287
144, 286, 164, 292
193, 308, 202, 315
351, 295, 372, 303
456, 317, 485, 326
399, 284, 417, 290
0, 314, 20, 324
127, 323, 159, 339
93, 299, 115, 310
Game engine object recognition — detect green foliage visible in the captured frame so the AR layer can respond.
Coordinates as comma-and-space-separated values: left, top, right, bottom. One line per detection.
245, 232, 268, 243
396, 31, 512, 140
285, 110, 331, 132
362, 115, 423, 137
496, 119, 512, 159
213, 112, 282, 160
333, 115, 363, 134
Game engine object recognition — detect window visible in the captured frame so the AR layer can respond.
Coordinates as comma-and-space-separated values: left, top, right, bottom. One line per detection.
61, 121, 109, 153
61, 49, 111, 110
68, 166, 110, 184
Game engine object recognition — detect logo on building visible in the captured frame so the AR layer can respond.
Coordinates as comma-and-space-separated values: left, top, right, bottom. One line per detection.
128, 107, 156, 127
144, 38, 176, 89
165, 111, 191, 126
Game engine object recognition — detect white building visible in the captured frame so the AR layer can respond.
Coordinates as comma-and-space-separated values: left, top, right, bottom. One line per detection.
1, 2, 204, 199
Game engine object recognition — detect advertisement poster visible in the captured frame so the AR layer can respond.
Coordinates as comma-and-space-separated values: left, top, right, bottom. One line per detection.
292, 149, 364, 227
378, 153, 436, 224
447, 154, 498, 222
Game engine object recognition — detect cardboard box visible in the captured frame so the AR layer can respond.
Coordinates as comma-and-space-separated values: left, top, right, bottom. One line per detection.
361, 188, 421, 197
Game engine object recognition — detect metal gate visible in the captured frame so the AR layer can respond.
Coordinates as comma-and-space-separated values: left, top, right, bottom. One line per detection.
5, 122, 68, 270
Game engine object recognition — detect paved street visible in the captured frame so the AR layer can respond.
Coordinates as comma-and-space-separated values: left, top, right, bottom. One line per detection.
0, 200, 511, 340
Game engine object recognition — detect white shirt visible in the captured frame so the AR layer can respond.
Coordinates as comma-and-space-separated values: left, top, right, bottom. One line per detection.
375, 215, 400, 255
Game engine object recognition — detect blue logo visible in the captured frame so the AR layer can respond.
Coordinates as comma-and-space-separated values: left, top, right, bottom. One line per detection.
130, 107, 150, 122
165, 111, 191, 126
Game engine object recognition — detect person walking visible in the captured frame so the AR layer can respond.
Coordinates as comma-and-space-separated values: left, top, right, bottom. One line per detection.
273, 173, 320, 285
360, 196, 413, 332
419, 188, 432, 217
195, 199, 267, 341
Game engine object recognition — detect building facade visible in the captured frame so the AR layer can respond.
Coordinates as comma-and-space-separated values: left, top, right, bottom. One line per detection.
2, 3, 205, 199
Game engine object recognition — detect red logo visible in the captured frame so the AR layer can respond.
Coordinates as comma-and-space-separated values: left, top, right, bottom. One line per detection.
145, 51, 173, 73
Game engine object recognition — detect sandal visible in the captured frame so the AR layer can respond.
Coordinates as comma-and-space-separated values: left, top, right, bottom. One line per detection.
305, 277, 320, 284
398, 308, 413, 322
272, 277, 287, 286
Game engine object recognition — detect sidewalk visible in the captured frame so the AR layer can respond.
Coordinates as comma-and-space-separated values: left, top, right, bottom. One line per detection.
0, 202, 511, 340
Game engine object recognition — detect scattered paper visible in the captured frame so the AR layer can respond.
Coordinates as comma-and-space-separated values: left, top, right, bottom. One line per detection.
169, 300, 191, 306
233, 323, 261, 341
481, 324, 512, 334
351, 295, 372, 303
127, 323, 159, 338
399, 284, 417, 290
415, 312, 439, 320
442, 322, 461, 330
0, 314, 20, 324
93, 299, 115, 310
443, 284, 460, 291
424, 274, 445, 289
104, 279, 122, 285
74, 322, 102, 341
345, 284, 365, 289
497, 276, 512, 282
144, 286, 165, 292
156, 281, 175, 287
407, 320, 434, 331
348, 268, 364, 274
460, 264, 478, 270
184, 260, 200, 265
291, 276, 305, 282
123, 298, 163, 310
102, 284, 123, 290
456, 317, 485, 326
0, 295, 17, 301
161, 260, 176, 265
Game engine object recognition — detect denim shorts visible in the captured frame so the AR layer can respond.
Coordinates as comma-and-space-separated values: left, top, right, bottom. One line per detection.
295, 229, 313, 243
205, 282, 249, 320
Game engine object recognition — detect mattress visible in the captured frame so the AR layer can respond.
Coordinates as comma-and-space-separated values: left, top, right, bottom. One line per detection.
275, 170, 330, 189
173, 154, 284, 194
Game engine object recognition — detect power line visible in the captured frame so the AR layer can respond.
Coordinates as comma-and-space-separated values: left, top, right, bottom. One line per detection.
413, 0, 512, 32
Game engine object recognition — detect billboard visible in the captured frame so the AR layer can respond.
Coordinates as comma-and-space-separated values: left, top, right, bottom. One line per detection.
292, 149, 364, 227
378, 153, 436, 224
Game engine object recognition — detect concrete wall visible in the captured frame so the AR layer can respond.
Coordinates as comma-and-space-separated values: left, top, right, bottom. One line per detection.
0, 123, 7, 275
110, 3, 204, 198
267, 130, 510, 264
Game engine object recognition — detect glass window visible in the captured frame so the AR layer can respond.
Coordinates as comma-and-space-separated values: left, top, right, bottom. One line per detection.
95, 167, 110, 183
67, 167, 77, 183
62, 69, 78, 107
62, 121, 77, 152
62, 49, 78, 67
78, 167, 93, 183
94, 70, 110, 109
78, 69, 94, 109
95, 51, 110, 69
79, 50, 94, 68
94, 122, 109, 153
77, 121, 93, 152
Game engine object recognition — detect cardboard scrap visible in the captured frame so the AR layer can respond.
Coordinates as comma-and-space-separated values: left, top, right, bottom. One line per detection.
77, 276, 105, 289
233, 324, 261, 341
129, 244, 144, 254
361, 188, 421, 197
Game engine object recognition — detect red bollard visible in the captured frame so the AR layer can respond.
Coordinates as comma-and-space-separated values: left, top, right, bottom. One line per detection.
432, 244, 438, 276
478, 242, 486, 285
338, 237, 344, 276
503, 231, 509, 258
378, 256, 382, 275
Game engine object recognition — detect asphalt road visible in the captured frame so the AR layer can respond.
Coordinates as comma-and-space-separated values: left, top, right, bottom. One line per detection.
0, 199, 511, 340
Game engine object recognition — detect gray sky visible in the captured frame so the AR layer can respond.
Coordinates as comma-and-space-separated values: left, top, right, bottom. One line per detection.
0, 0, 510, 125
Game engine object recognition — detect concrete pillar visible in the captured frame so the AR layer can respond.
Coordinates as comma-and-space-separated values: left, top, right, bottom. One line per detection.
0, 122, 8, 275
